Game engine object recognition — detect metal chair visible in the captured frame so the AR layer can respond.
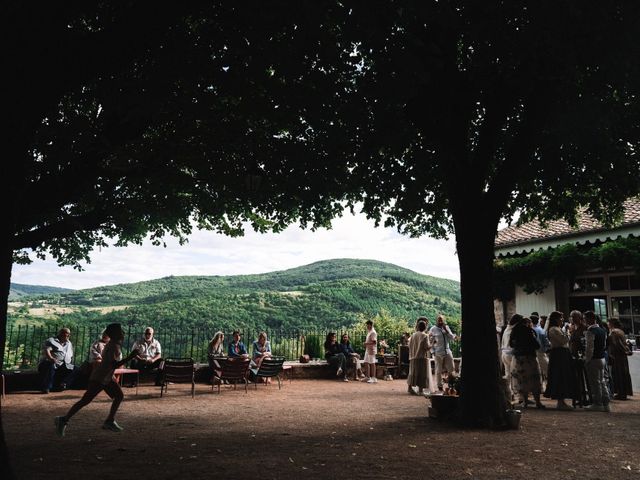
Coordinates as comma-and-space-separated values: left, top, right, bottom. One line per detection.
160, 358, 195, 398
214, 357, 251, 393
250, 357, 285, 389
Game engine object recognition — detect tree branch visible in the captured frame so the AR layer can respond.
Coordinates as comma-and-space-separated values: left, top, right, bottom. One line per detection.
12, 211, 110, 251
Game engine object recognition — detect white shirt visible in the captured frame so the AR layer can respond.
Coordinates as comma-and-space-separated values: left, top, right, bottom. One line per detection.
429, 325, 455, 357
41, 336, 74, 368
133, 337, 162, 360
89, 340, 107, 363
365, 328, 377, 356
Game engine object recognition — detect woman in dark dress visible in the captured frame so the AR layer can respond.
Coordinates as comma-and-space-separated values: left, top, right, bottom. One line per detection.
608, 318, 633, 400
544, 311, 576, 410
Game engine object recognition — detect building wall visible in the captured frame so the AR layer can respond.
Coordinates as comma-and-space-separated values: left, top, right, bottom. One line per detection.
514, 282, 557, 317
494, 298, 516, 328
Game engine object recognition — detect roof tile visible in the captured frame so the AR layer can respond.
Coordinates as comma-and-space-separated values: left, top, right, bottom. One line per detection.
495, 197, 640, 247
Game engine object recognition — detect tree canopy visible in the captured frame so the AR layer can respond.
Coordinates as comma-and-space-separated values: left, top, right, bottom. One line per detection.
4, 2, 640, 476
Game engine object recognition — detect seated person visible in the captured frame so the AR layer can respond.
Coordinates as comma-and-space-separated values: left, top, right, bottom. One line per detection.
228, 330, 249, 358
130, 327, 163, 386
325, 332, 349, 382
208, 331, 225, 378
89, 331, 110, 367
251, 332, 273, 383
38, 327, 79, 393
339, 333, 365, 380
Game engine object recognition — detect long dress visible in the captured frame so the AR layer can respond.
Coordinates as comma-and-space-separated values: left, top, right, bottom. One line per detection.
510, 324, 542, 396
544, 327, 577, 400
407, 331, 430, 391
608, 328, 633, 399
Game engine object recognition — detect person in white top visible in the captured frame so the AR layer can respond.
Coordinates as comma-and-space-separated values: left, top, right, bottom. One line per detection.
362, 320, 378, 383
89, 331, 110, 365
38, 328, 80, 393
500, 315, 520, 401
429, 315, 456, 391
131, 327, 163, 386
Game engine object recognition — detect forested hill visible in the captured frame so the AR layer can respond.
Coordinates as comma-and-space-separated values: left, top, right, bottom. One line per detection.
9, 283, 73, 300
12, 259, 461, 331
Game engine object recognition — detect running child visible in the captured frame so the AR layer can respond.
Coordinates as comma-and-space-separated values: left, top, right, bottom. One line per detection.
55, 323, 137, 436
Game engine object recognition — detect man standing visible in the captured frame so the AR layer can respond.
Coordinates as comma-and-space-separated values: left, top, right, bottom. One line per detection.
531, 315, 550, 387
131, 327, 163, 386
583, 311, 611, 412
38, 327, 79, 393
363, 320, 378, 383
429, 314, 456, 391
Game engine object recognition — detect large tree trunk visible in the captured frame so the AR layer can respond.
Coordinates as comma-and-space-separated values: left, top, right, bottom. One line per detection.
454, 209, 508, 428
0, 239, 15, 479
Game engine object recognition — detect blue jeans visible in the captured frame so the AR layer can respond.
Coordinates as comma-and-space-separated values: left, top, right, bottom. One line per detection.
38, 361, 79, 391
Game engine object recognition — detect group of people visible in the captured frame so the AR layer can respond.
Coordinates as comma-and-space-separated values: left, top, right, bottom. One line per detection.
39, 326, 164, 394
321, 315, 458, 394
405, 315, 457, 395
500, 310, 634, 412
207, 330, 275, 383
323, 325, 371, 382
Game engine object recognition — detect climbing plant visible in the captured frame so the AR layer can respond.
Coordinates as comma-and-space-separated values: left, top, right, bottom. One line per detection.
493, 237, 640, 300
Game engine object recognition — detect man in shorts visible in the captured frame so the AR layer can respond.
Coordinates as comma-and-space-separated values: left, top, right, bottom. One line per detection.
363, 320, 378, 384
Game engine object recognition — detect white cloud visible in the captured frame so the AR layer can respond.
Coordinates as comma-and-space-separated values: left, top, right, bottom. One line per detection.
11, 212, 459, 289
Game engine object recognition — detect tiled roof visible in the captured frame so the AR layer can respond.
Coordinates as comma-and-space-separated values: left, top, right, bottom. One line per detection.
495, 197, 640, 247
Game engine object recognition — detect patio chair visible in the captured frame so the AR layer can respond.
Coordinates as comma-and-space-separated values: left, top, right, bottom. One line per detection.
214, 357, 250, 393
250, 357, 285, 390
160, 358, 195, 398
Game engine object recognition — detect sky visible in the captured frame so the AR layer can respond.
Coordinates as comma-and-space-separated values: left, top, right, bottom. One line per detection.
10, 211, 461, 290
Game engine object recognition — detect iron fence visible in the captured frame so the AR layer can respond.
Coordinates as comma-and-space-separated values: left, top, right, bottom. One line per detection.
3, 323, 461, 370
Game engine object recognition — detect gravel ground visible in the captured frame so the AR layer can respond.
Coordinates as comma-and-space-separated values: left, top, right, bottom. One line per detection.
4, 379, 639, 479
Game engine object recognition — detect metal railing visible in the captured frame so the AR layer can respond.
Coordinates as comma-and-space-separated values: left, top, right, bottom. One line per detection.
3, 323, 461, 370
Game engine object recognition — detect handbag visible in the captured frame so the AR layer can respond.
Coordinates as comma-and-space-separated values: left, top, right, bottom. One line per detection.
299, 354, 310, 363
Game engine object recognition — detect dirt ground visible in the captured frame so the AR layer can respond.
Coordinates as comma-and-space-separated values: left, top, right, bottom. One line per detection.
3, 379, 639, 480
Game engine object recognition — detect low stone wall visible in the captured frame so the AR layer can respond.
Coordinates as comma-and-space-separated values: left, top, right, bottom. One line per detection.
2, 356, 462, 392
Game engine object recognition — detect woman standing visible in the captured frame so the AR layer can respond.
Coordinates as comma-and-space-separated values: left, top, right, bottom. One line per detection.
407, 320, 430, 395
544, 311, 576, 410
608, 318, 633, 400
510, 314, 545, 409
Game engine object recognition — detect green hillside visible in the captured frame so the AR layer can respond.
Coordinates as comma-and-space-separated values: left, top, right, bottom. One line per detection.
9, 283, 74, 300
10, 259, 461, 331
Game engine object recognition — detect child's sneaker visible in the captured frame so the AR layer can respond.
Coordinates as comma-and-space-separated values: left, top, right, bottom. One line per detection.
366, 378, 375, 384
102, 420, 124, 432
54, 416, 67, 437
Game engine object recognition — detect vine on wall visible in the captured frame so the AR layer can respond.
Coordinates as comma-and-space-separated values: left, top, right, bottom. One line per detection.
493, 236, 640, 301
